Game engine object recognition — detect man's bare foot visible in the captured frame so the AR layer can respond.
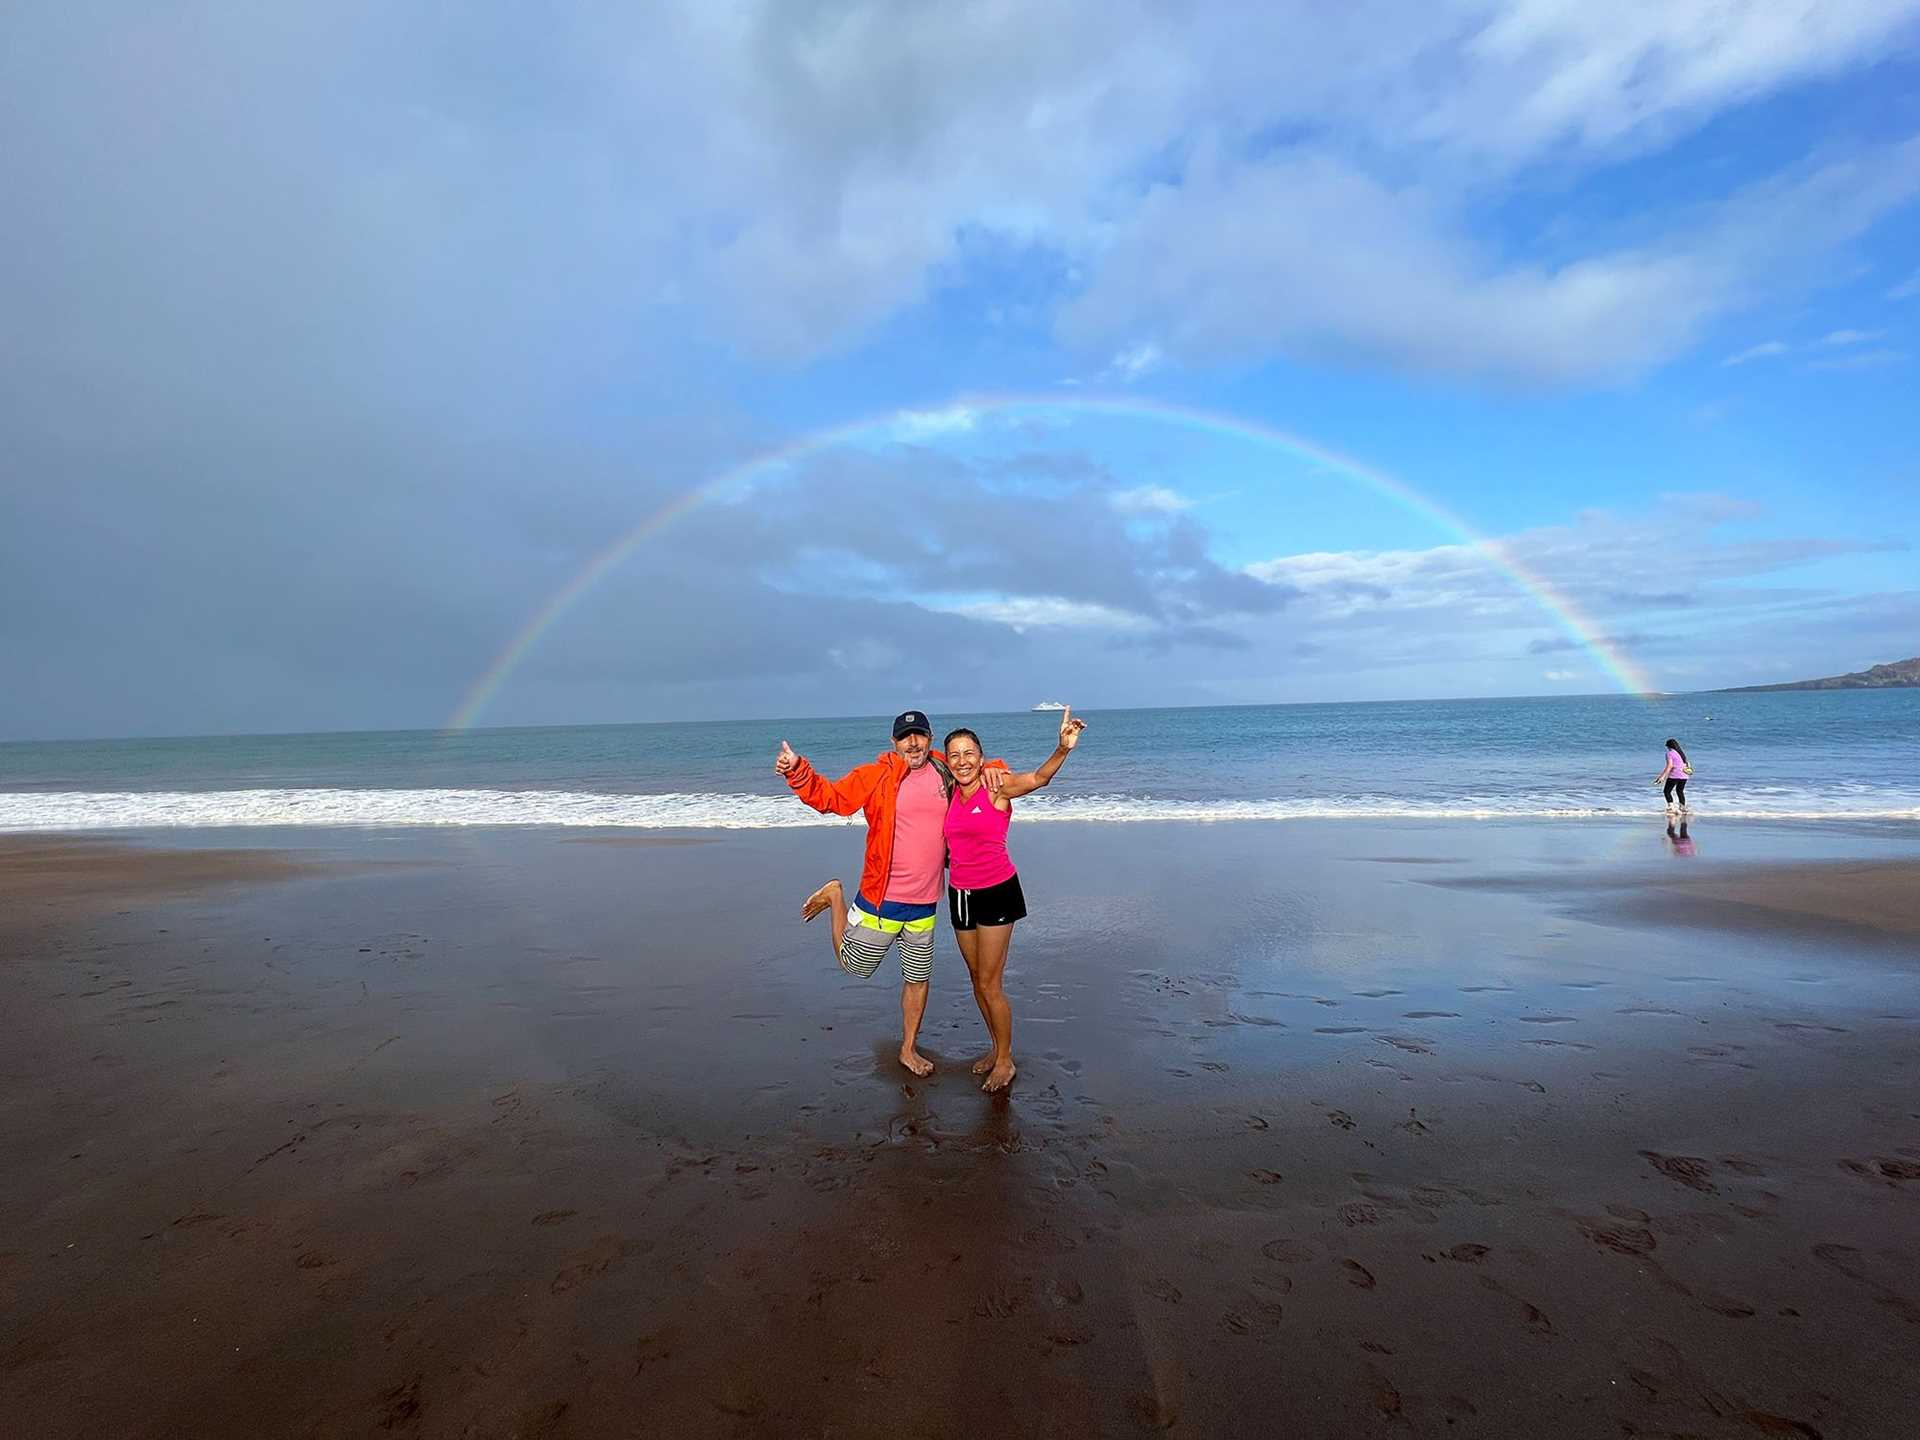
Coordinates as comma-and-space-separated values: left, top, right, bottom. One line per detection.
971, 1052, 995, 1075
981, 1059, 1016, 1092
801, 879, 841, 922
899, 1047, 934, 1077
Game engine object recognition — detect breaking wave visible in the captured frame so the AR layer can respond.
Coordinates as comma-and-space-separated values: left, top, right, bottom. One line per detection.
2, 787, 1916, 832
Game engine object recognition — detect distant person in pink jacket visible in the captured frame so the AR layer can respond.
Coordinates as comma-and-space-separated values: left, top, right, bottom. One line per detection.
1658, 737, 1693, 813
942, 708, 1087, 1093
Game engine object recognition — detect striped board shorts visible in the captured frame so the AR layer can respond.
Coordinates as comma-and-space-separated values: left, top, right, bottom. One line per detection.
839, 895, 937, 984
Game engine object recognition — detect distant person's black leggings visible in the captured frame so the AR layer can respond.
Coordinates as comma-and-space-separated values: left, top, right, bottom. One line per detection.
1664, 778, 1687, 805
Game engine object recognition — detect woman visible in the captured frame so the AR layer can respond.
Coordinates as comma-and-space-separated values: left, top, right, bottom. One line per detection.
942, 707, 1086, 1093
1657, 737, 1693, 812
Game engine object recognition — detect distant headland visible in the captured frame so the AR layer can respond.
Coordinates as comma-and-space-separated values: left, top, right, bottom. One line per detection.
1715, 656, 1920, 692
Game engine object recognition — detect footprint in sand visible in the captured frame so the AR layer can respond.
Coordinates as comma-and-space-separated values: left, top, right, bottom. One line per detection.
1261, 1239, 1314, 1264
1249, 1169, 1284, 1185
1339, 1203, 1380, 1227
973, 1289, 1025, 1319
1517, 1015, 1578, 1025
1839, 1158, 1920, 1186
1352, 989, 1403, 998
1043, 1276, 1084, 1306
1377, 1035, 1433, 1055
1404, 1011, 1459, 1019
1141, 1278, 1182, 1304
1316, 1026, 1367, 1035
531, 1209, 577, 1226
1578, 1219, 1657, 1256
551, 1235, 636, 1294
633, 1328, 675, 1375
1341, 1259, 1377, 1288
377, 1377, 423, 1429
1811, 1243, 1920, 1324
1445, 1243, 1489, 1263
1327, 1110, 1356, 1130
1640, 1151, 1717, 1193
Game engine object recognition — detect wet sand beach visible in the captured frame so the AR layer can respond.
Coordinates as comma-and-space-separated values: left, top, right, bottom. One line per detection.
3, 822, 1918, 1438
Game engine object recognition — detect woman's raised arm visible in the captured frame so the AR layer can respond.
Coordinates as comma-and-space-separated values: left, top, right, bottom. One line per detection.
986, 708, 1087, 801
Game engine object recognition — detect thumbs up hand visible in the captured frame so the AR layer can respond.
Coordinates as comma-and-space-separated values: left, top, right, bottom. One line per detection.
774, 740, 798, 775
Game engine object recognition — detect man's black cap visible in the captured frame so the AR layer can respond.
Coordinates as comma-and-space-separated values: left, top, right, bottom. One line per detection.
892, 710, 932, 740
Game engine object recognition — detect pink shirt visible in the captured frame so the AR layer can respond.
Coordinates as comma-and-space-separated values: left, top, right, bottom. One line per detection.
945, 782, 1016, 890
884, 763, 947, 904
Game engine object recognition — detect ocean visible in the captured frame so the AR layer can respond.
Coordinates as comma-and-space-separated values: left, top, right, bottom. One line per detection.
1, 690, 1916, 831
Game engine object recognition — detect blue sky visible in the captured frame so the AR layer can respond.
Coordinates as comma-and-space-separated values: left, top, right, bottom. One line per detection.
2, 2, 1918, 738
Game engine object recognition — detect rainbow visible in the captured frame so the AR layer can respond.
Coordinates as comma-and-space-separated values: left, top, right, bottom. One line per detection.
445, 394, 1654, 731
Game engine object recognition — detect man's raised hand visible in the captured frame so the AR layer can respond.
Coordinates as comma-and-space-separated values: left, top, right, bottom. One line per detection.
774, 740, 798, 775
1058, 707, 1087, 751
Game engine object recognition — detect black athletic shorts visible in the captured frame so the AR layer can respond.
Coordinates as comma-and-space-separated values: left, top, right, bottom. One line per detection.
948, 872, 1027, 931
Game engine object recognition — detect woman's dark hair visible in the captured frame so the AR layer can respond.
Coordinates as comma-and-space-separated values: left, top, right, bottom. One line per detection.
943, 727, 981, 753
1665, 737, 1688, 765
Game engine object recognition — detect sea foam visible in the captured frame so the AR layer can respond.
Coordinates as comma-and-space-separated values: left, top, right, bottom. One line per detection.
1, 787, 1915, 832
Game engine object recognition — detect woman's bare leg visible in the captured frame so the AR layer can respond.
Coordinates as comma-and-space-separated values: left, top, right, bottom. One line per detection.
953, 928, 994, 1072
802, 879, 848, 959
968, 922, 1016, 1091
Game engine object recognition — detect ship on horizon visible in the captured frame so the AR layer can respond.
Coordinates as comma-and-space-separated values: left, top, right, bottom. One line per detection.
1031, 701, 1069, 711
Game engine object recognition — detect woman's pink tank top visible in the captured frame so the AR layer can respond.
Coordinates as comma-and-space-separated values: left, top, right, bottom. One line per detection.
945, 783, 1016, 890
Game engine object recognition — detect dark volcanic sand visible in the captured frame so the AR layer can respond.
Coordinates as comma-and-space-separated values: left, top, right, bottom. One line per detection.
2, 822, 1918, 1438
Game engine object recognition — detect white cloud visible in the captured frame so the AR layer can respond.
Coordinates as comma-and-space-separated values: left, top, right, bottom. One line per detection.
382, 2, 1920, 374
10, 1, 1920, 391
1542, 669, 1577, 681
1100, 342, 1165, 383
1889, 268, 1920, 300
1059, 135, 1920, 383
889, 405, 979, 441
1723, 340, 1789, 365
1245, 495, 1893, 629
1820, 327, 1885, 346
932, 595, 1151, 632
1110, 485, 1192, 515
1433, 1, 1920, 159
1805, 347, 1908, 372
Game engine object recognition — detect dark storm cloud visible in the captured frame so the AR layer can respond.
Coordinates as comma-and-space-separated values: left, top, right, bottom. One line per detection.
1109, 625, 1253, 655
738, 449, 1297, 628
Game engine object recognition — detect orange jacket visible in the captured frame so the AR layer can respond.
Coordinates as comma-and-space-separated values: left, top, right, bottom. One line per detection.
785, 748, 1006, 908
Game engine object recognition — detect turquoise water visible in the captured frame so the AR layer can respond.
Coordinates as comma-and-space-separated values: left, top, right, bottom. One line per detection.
1, 691, 1915, 829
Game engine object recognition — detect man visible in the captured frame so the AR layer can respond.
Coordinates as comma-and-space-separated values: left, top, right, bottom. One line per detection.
774, 710, 986, 1078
